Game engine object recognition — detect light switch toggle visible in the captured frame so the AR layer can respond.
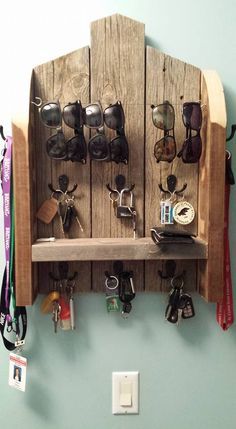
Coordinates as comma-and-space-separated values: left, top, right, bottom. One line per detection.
120, 381, 132, 407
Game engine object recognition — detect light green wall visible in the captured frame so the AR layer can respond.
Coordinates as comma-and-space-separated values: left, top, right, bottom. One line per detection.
1, 1, 236, 428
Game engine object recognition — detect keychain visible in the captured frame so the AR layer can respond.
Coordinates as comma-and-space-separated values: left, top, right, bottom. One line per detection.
160, 191, 175, 225
173, 198, 195, 225
105, 272, 121, 312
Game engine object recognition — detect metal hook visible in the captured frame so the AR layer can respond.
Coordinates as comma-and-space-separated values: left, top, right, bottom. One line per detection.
158, 260, 176, 279
48, 175, 78, 195
49, 262, 78, 282
31, 96, 43, 107
226, 124, 236, 142
159, 174, 187, 195
0, 125, 6, 141
106, 175, 135, 194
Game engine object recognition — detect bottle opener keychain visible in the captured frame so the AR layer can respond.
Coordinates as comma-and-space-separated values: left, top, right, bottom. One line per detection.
173, 199, 195, 225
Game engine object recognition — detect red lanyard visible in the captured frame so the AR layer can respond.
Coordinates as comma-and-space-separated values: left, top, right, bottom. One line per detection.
216, 164, 234, 330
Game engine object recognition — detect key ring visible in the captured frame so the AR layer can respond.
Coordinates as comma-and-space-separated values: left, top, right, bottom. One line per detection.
170, 275, 184, 289
108, 190, 120, 202
105, 275, 119, 290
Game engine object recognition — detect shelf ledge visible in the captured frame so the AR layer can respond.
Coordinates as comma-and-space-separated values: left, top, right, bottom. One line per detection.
32, 237, 208, 262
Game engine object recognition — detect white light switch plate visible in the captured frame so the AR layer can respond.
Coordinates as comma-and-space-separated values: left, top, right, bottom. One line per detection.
112, 371, 139, 414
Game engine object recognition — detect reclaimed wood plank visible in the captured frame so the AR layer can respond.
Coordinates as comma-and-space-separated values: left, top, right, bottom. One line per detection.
145, 46, 201, 291
90, 14, 145, 291
198, 70, 226, 302
32, 237, 207, 262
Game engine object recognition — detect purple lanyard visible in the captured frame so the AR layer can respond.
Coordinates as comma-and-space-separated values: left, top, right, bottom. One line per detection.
1, 136, 12, 309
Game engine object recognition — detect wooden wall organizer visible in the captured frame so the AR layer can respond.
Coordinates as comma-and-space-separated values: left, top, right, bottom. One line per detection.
12, 14, 226, 305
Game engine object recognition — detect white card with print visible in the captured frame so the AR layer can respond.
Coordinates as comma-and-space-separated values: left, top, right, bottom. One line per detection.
8, 352, 27, 392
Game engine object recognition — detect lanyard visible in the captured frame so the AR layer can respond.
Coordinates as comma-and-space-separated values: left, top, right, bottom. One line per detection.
216, 153, 234, 330
0, 136, 27, 350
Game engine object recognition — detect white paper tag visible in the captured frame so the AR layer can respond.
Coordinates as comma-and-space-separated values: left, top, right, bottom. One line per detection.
9, 352, 27, 392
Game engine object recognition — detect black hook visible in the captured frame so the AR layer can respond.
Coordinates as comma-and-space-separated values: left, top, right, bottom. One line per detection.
0, 126, 6, 141
159, 174, 187, 195
106, 175, 135, 193
158, 260, 177, 279
226, 150, 235, 185
48, 174, 78, 195
226, 124, 236, 142
158, 260, 186, 281
104, 261, 124, 280
49, 262, 78, 282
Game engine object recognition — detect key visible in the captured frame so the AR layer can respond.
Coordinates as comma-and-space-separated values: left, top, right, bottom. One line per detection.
165, 305, 179, 324
57, 201, 65, 234
63, 205, 73, 233
66, 197, 84, 232
69, 285, 76, 330
71, 205, 84, 232
131, 209, 137, 239
122, 302, 132, 318
52, 301, 61, 333
165, 286, 181, 323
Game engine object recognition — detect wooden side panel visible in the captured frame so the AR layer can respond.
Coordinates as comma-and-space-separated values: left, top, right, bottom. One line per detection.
198, 70, 226, 302
12, 117, 35, 305
145, 46, 201, 292
90, 14, 145, 292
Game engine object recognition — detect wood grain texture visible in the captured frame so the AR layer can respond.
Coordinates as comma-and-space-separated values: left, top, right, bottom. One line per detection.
198, 70, 226, 302
145, 46, 201, 291
12, 118, 36, 305
32, 237, 207, 262
90, 14, 145, 291
32, 48, 91, 294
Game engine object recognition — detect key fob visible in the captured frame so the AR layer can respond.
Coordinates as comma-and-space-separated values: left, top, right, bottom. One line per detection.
182, 296, 195, 319
63, 206, 73, 232
165, 306, 178, 324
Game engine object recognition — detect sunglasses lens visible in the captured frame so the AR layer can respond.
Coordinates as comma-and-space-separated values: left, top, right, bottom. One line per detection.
46, 131, 67, 160
110, 135, 129, 164
181, 135, 202, 163
85, 104, 103, 128
183, 103, 202, 130
152, 103, 174, 130
67, 133, 87, 163
41, 103, 61, 128
63, 102, 83, 129
154, 136, 176, 162
104, 103, 125, 130
88, 133, 109, 161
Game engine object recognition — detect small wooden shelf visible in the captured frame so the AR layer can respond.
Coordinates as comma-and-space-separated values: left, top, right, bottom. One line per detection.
32, 237, 208, 262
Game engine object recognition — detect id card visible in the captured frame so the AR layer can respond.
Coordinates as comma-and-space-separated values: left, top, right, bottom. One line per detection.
9, 352, 27, 392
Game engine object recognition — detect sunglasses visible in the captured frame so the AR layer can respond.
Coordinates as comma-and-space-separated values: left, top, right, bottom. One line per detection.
177, 102, 202, 163
33, 98, 104, 162
89, 101, 129, 164
151, 101, 176, 163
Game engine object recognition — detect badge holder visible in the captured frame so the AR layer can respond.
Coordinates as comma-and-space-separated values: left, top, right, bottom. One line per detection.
9, 330, 27, 392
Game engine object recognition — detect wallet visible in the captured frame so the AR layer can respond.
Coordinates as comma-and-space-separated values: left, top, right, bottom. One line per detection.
150, 227, 195, 245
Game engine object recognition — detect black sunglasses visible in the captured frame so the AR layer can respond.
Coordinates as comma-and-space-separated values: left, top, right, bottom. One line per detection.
151, 100, 176, 163
32, 98, 104, 163
88, 101, 129, 164
177, 102, 202, 163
